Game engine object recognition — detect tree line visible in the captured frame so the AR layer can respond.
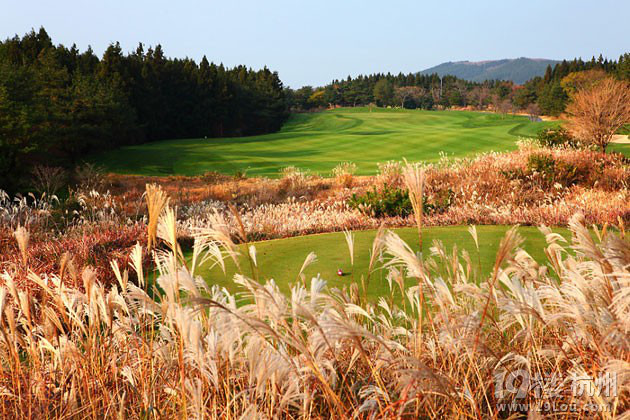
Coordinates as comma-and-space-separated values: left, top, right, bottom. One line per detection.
0, 28, 288, 191
286, 54, 630, 117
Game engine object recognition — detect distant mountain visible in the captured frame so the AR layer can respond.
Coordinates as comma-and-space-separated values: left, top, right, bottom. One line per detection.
419, 58, 560, 85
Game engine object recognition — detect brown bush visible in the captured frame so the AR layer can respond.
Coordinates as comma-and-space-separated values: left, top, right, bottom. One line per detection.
566, 77, 630, 152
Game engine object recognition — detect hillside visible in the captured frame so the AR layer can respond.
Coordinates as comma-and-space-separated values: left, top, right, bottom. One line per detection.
420, 57, 560, 84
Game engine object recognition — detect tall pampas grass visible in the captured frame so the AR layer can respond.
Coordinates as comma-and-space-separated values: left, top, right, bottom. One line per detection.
298, 251, 317, 285
343, 229, 355, 267
403, 159, 425, 251
0, 183, 628, 418
145, 183, 169, 249
13, 225, 29, 267
332, 161, 357, 188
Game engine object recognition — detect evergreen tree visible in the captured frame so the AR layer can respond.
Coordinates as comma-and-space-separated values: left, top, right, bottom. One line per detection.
373, 79, 394, 106
538, 82, 567, 116
0, 28, 289, 191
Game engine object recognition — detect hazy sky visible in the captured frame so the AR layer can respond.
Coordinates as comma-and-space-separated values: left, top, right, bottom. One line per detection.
1, 0, 628, 87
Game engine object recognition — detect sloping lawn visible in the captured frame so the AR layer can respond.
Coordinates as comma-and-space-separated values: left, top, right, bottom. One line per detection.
94, 108, 558, 177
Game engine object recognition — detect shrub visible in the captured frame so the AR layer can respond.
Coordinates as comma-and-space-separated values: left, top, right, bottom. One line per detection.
527, 153, 556, 178
31, 165, 67, 196
527, 153, 586, 187
555, 161, 585, 186
74, 163, 106, 192
348, 184, 412, 217
536, 127, 579, 149
348, 184, 452, 218
331, 161, 357, 188
279, 166, 308, 195
424, 188, 453, 214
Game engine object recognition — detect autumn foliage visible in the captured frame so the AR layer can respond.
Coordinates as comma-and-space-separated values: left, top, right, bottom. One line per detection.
566, 77, 630, 152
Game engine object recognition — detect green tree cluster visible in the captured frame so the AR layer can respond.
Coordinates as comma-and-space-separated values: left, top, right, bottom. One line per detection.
286, 71, 523, 111
519, 54, 630, 116
0, 28, 288, 191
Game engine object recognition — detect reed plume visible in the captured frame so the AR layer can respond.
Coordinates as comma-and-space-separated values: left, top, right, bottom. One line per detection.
13, 225, 29, 267
403, 160, 425, 251
145, 183, 169, 249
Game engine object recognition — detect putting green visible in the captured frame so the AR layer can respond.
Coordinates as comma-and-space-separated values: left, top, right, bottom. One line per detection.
189, 225, 570, 299
95, 108, 558, 177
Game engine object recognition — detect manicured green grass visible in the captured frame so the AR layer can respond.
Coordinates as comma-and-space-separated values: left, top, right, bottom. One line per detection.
95, 108, 558, 177
189, 225, 570, 299
609, 143, 630, 156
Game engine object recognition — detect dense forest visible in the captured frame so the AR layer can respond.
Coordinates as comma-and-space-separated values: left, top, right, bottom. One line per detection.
287, 54, 630, 116
0, 28, 288, 191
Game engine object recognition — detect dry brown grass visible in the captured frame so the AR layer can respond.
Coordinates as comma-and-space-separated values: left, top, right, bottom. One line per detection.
107, 171, 340, 212
102, 146, 627, 237
0, 223, 147, 290
176, 144, 629, 241
145, 183, 169, 250
332, 162, 357, 188
0, 190, 628, 418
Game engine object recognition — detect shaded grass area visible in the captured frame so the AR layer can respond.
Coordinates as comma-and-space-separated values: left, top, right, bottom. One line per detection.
189, 225, 570, 299
94, 108, 558, 177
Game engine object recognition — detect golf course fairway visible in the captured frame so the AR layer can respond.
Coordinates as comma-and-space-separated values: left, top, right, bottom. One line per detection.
95, 108, 558, 177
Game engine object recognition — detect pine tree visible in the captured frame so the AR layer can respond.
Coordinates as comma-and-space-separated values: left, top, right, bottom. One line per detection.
373, 79, 394, 106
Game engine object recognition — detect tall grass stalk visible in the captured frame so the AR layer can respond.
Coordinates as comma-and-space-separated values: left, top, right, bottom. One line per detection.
145, 183, 169, 250
13, 225, 29, 267
402, 160, 425, 251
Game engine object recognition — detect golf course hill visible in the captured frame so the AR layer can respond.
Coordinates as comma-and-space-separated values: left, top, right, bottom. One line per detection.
94, 107, 557, 177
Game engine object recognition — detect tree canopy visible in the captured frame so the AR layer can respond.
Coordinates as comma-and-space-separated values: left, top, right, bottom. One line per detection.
0, 28, 288, 191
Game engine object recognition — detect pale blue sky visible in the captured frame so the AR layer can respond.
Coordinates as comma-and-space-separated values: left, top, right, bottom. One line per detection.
1, 0, 628, 87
